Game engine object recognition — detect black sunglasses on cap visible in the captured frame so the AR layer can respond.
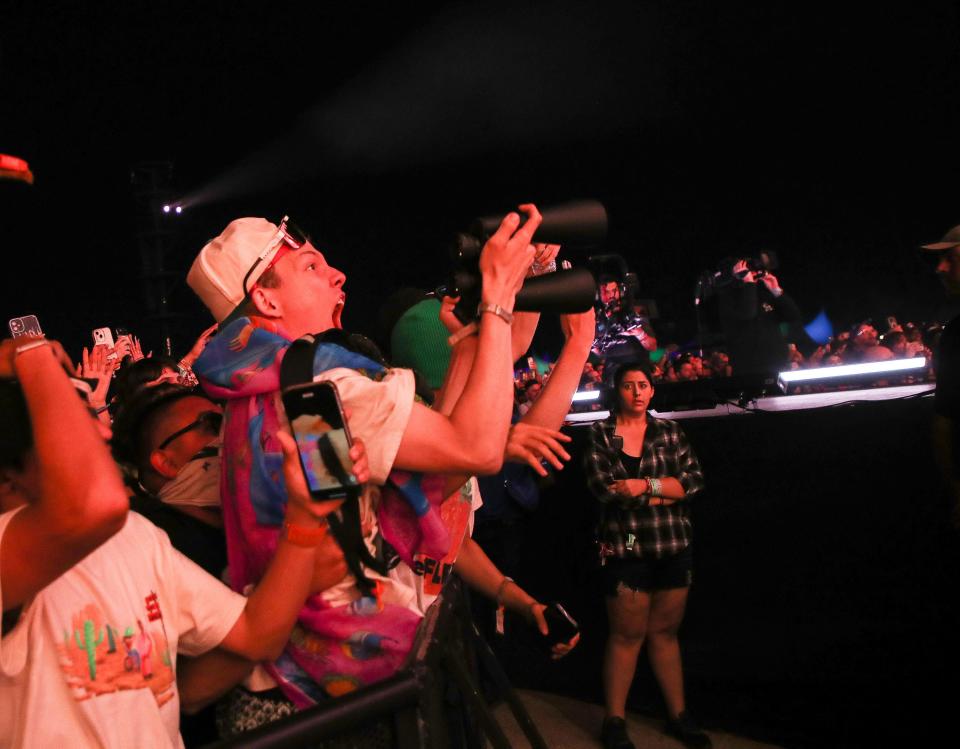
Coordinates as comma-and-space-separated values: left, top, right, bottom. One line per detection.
158, 411, 223, 450
240, 216, 310, 295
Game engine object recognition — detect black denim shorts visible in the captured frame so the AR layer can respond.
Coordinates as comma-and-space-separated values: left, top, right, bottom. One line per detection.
601, 545, 694, 596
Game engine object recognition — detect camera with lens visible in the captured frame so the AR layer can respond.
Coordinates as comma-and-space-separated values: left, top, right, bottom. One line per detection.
696, 251, 780, 302
738, 251, 778, 279
437, 200, 609, 324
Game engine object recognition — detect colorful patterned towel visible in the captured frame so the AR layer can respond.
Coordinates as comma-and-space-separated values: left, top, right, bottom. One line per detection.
195, 316, 449, 706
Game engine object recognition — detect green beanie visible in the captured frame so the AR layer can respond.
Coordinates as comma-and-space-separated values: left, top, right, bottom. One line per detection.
390, 299, 452, 390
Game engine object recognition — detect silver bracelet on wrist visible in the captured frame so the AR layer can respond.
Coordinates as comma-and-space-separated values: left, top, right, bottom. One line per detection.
477, 302, 514, 325
647, 477, 662, 497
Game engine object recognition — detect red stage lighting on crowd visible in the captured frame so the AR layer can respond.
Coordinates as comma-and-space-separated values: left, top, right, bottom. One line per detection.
0, 154, 34, 185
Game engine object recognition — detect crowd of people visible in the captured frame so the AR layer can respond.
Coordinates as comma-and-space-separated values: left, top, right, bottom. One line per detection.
4, 209, 960, 749
514, 312, 939, 411
1, 207, 626, 749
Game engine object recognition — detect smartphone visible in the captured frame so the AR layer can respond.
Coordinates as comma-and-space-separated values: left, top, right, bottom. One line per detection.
92, 327, 118, 363
114, 328, 134, 359
541, 602, 579, 650
282, 381, 358, 500
8, 315, 43, 338
92, 327, 116, 348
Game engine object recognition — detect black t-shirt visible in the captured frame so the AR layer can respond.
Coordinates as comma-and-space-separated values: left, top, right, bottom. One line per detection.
620, 450, 642, 478
129, 488, 227, 578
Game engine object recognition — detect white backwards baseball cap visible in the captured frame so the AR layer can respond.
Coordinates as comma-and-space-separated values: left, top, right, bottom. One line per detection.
187, 216, 305, 322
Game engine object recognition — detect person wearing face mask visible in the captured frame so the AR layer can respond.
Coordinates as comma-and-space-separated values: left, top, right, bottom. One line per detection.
0, 336, 368, 749
113, 385, 227, 577
584, 360, 708, 749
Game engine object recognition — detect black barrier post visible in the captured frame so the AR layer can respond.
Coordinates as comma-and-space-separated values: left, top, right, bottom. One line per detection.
442, 645, 513, 749
464, 618, 550, 749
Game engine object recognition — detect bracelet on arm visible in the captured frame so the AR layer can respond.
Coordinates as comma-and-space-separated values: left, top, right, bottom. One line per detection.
495, 576, 515, 607
281, 521, 328, 548
14, 338, 51, 358
477, 302, 514, 326
447, 321, 479, 347
494, 576, 516, 636
647, 477, 662, 497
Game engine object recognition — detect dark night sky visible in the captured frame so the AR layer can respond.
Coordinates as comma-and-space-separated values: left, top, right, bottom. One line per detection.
3, 1, 960, 359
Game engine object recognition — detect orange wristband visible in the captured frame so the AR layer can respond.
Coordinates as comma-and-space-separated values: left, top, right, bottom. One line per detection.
282, 521, 328, 547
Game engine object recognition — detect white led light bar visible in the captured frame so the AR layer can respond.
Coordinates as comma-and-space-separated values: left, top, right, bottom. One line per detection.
778, 357, 926, 385
571, 390, 602, 402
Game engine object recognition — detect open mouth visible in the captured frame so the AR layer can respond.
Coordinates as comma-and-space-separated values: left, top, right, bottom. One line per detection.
333, 293, 345, 328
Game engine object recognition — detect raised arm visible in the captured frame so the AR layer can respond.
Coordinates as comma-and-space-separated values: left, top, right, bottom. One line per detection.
1, 338, 129, 611
522, 308, 595, 430
394, 206, 541, 475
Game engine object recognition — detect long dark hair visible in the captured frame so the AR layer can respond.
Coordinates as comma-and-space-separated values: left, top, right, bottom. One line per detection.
609, 359, 654, 414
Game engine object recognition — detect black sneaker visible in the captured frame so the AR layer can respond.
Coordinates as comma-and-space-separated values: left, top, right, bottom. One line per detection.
664, 711, 712, 749
600, 716, 636, 749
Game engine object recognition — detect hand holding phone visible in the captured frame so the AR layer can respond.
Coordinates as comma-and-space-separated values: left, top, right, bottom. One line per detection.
92, 327, 118, 362
518, 600, 579, 659
282, 381, 360, 501
540, 602, 580, 650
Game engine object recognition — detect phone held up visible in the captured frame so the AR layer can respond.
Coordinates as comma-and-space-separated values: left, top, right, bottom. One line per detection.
281, 380, 359, 501
92, 327, 117, 361
8, 315, 43, 339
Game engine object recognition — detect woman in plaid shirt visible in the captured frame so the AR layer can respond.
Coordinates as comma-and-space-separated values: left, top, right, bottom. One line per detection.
584, 360, 708, 749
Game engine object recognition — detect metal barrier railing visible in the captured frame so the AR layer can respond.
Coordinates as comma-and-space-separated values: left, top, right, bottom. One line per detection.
205, 577, 547, 749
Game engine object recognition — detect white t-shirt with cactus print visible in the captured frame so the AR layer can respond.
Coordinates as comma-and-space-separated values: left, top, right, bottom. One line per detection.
0, 509, 246, 748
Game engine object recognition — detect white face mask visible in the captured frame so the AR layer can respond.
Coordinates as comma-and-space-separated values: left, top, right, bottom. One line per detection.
157, 437, 222, 509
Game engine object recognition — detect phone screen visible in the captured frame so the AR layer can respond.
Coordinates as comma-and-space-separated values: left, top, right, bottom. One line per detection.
284, 382, 357, 498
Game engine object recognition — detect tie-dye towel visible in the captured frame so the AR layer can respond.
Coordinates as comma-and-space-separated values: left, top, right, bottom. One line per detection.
194, 316, 449, 706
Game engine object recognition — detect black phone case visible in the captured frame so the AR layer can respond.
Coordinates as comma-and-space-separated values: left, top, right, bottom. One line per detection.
542, 602, 579, 647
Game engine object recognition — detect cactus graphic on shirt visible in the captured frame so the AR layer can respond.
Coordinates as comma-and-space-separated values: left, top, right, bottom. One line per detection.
74, 619, 104, 680
105, 624, 117, 654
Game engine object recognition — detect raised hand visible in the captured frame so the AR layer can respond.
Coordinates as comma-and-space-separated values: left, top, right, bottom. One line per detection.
81, 344, 118, 408
504, 421, 572, 476
181, 323, 219, 368
732, 259, 756, 284
528, 242, 560, 277
560, 307, 596, 343
478, 204, 542, 308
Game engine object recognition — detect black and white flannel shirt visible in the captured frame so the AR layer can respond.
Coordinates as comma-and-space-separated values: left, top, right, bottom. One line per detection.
584, 415, 705, 559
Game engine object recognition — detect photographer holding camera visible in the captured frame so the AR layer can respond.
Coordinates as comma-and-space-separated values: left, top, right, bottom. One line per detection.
593, 276, 658, 386
714, 255, 801, 376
